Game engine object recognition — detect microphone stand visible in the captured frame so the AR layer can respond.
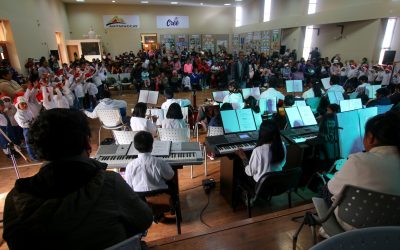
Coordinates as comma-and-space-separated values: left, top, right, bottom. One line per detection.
0, 128, 28, 179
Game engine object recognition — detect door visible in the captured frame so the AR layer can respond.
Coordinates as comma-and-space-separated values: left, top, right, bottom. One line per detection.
67, 45, 79, 63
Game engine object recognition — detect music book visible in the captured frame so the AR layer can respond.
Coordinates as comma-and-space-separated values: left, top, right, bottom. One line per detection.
127, 140, 171, 156
294, 100, 307, 107
138, 90, 159, 105
365, 85, 381, 99
221, 109, 257, 134
321, 77, 331, 90
242, 87, 261, 100
339, 99, 363, 112
212, 91, 229, 103
285, 106, 317, 128
285, 80, 303, 93
337, 107, 378, 158
327, 91, 344, 104
259, 98, 277, 114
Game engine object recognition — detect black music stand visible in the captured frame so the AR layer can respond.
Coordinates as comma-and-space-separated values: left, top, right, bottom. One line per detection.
0, 128, 28, 179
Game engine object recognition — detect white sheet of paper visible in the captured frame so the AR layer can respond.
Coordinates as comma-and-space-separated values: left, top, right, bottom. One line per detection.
298, 106, 317, 126
321, 77, 331, 90
293, 80, 303, 92
138, 90, 148, 103
285, 107, 304, 127
147, 91, 159, 105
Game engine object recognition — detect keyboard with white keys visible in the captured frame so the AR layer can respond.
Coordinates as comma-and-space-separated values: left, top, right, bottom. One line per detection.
94, 142, 203, 168
216, 141, 257, 154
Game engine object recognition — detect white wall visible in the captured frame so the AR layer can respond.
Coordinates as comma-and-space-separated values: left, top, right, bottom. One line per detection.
66, 3, 234, 56
391, 18, 400, 62
0, 0, 70, 72
241, 0, 262, 26
281, 27, 303, 56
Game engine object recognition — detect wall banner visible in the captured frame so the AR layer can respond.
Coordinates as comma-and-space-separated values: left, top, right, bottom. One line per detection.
157, 16, 189, 29
103, 15, 140, 28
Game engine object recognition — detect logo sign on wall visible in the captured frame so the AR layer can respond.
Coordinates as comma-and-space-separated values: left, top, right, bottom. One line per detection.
156, 16, 189, 29
103, 15, 140, 28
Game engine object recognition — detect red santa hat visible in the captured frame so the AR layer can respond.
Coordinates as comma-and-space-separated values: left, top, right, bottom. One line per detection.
13, 93, 26, 107
385, 65, 393, 71
56, 69, 63, 76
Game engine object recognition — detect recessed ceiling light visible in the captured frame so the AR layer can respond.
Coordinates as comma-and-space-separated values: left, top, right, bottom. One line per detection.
200, 2, 203, 5
224, 3, 231, 5
141, 0, 149, 3
235, 0, 242, 2
171, 1, 178, 4
76, 0, 85, 2
112, 0, 116, 2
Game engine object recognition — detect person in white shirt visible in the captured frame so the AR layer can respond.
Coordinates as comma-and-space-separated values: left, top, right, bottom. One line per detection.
130, 102, 157, 137
326, 76, 345, 94
125, 131, 174, 192
327, 111, 400, 231
355, 75, 371, 96
161, 88, 191, 110
223, 81, 245, 109
161, 103, 187, 129
302, 78, 325, 99
84, 91, 127, 119
259, 80, 285, 102
235, 120, 286, 186
381, 66, 392, 86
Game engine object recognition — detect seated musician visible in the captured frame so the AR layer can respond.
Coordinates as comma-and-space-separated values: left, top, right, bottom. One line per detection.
130, 102, 158, 137
366, 87, 391, 107
235, 120, 286, 188
325, 111, 400, 233
223, 81, 244, 109
125, 131, 175, 192
162, 103, 188, 129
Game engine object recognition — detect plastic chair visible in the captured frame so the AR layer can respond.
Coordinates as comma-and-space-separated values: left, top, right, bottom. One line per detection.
310, 226, 400, 250
203, 126, 224, 176
104, 233, 142, 250
234, 167, 302, 218
135, 189, 182, 235
97, 109, 127, 145
292, 185, 400, 249
112, 130, 137, 145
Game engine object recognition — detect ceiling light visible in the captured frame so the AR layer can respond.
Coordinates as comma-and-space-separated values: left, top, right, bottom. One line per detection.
235, 0, 242, 1
171, 1, 178, 4
224, 3, 231, 6
141, 0, 149, 3
112, 0, 116, 2
200, 2, 203, 5
76, 0, 85, 2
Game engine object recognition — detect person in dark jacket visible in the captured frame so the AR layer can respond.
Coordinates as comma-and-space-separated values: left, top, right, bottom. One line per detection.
3, 109, 153, 250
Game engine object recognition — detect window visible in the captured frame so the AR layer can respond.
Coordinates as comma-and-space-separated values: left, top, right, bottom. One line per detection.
235, 6, 243, 27
263, 0, 272, 22
379, 18, 397, 64
302, 0, 318, 59
308, 0, 317, 15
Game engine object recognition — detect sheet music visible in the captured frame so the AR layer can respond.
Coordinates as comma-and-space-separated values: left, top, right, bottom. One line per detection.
295, 100, 307, 107
147, 91, 159, 105
298, 106, 317, 126
321, 77, 331, 90
340, 99, 362, 112
237, 109, 257, 132
285, 107, 304, 127
328, 91, 344, 104
336, 92, 344, 102
286, 80, 294, 93
213, 91, 229, 103
242, 87, 261, 100
286, 80, 303, 93
127, 140, 171, 156
221, 110, 240, 133
253, 111, 263, 129
365, 85, 380, 99
138, 90, 149, 103
259, 98, 277, 114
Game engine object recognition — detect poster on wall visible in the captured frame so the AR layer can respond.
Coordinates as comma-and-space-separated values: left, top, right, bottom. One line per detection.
232, 34, 240, 54
252, 31, 262, 52
103, 15, 140, 28
189, 35, 201, 51
261, 31, 271, 54
175, 34, 188, 52
216, 40, 228, 52
157, 16, 189, 29
271, 29, 281, 52
202, 35, 215, 53
161, 34, 175, 52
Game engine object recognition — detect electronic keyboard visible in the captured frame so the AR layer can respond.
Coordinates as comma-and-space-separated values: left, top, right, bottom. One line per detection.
205, 132, 258, 156
94, 142, 203, 168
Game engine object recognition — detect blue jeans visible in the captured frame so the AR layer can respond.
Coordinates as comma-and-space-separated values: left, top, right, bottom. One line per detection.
23, 128, 38, 161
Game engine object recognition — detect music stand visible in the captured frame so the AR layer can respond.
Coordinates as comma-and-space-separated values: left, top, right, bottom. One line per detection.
0, 128, 28, 179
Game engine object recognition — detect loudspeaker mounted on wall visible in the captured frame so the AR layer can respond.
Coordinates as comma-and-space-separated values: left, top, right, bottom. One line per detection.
382, 50, 396, 65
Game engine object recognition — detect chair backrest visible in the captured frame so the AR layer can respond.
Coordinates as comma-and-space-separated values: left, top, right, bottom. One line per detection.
113, 130, 137, 145
310, 226, 400, 250
253, 167, 302, 202
207, 126, 224, 136
97, 109, 123, 127
337, 185, 400, 228
158, 128, 190, 142
104, 234, 142, 250
181, 107, 189, 123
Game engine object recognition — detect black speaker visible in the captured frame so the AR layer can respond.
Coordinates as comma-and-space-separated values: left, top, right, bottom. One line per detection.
382, 50, 396, 65
280, 45, 286, 55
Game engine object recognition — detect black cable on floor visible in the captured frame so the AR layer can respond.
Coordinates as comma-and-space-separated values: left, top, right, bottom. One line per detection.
199, 192, 211, 228
180, 184, 203, 192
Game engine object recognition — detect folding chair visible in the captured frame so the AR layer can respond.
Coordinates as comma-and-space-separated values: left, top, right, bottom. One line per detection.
97, 109, 127, 145
112, 130, 137, 145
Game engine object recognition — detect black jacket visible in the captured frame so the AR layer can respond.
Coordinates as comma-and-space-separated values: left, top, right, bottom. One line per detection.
3, 156, 153, 250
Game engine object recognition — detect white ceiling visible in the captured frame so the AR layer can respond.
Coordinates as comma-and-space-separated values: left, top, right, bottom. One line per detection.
62, 0, 251, 7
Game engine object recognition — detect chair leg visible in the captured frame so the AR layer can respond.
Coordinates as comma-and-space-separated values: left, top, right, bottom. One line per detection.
204, 145, 207, 176
292, 211, 318, 250
288, 191, 292, 208
98, 127, 102, 145
190, 165, 193, 179
247, 193, 252, 218
174, 195, 182, 235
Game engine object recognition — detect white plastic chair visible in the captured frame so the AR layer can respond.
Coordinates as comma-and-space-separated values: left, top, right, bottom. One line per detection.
203, 126, 224, 176
97, 109, 126, 145
112, 130, 137, 145
181, 107, 189, 124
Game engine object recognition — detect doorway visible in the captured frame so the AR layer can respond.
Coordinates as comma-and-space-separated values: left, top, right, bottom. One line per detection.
141, 33, 159, 51
0, 43, 9, 60
67, 45, 79, 63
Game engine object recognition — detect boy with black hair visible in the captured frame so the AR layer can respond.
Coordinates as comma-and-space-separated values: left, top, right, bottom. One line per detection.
125, 131, 174, 192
